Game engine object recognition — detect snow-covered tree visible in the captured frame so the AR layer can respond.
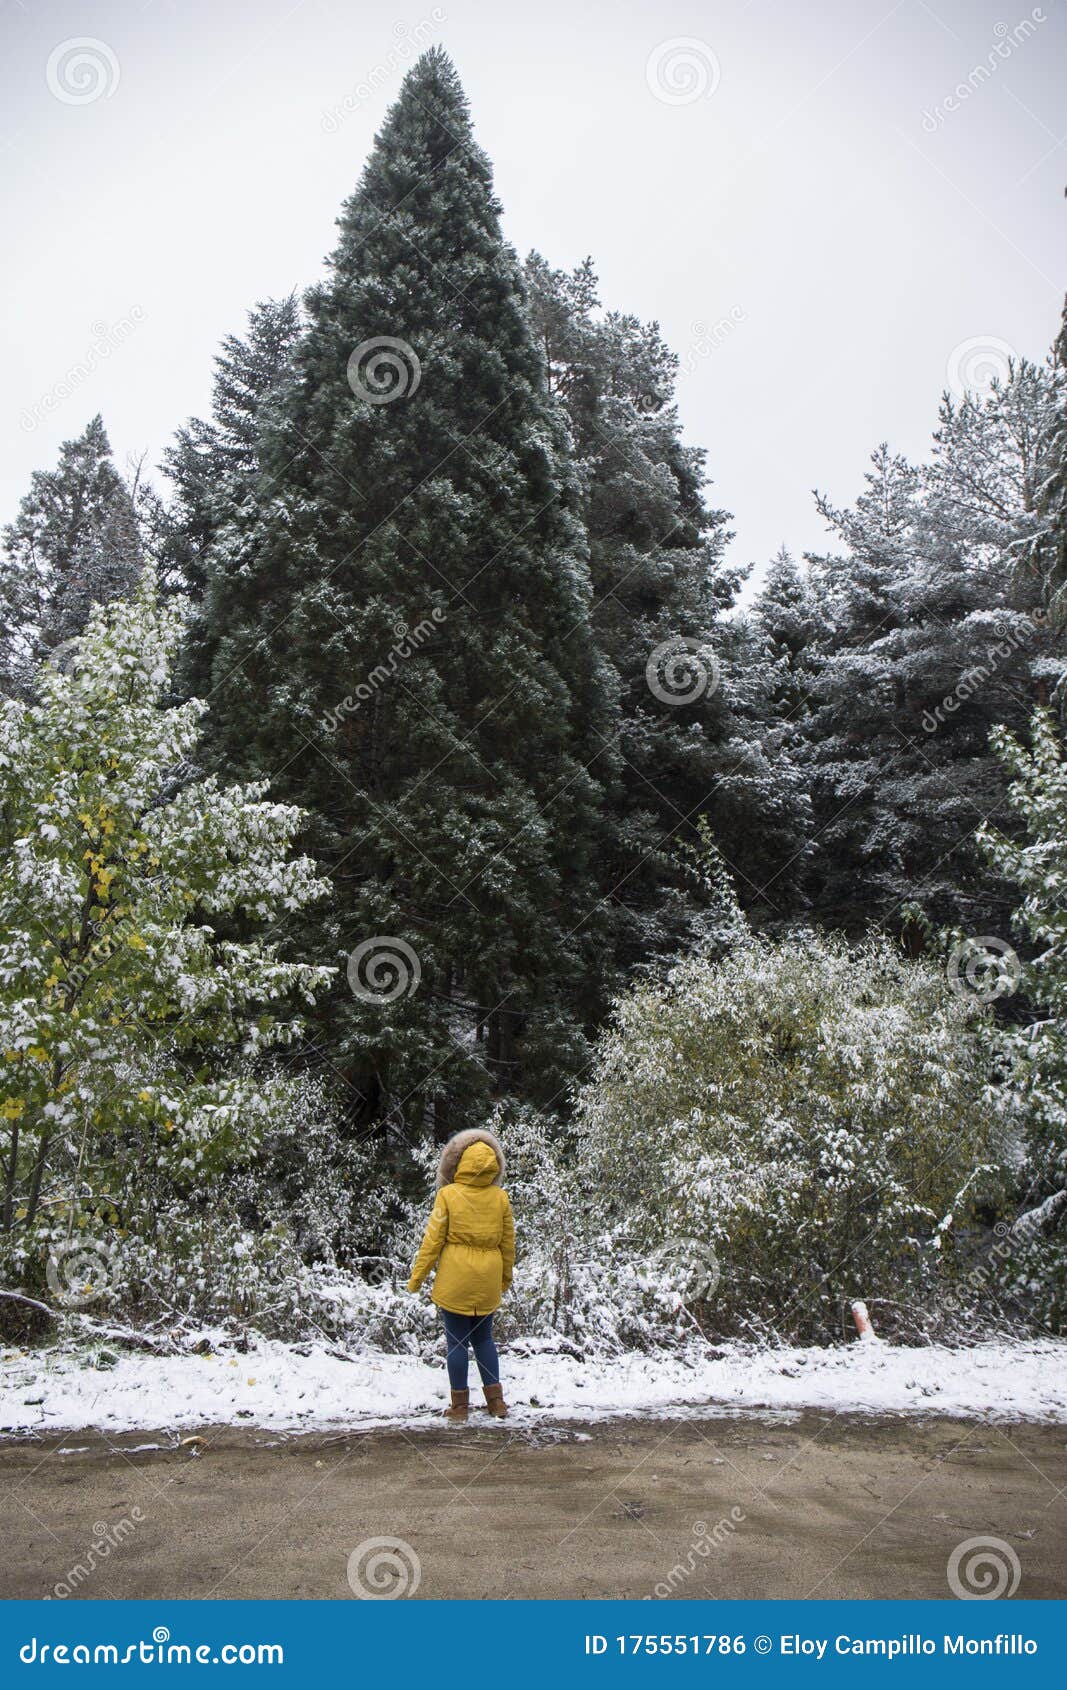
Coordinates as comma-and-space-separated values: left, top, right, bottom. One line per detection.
195, 52, 618, 1124
0, 576, 332, 1299
1026, 298, 1067, 617
751, 546, 827, 713
161, 294, 302, 614
0, 417, 143, 697
980, 708, 1067, 1328
523, 253, 812, 936
806, 393, 1064, 931
927, 359, 1058, 569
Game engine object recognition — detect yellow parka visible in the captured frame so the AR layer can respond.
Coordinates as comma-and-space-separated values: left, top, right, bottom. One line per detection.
406, 1139, 515, 1315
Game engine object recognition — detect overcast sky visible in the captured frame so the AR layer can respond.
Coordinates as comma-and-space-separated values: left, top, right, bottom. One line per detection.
2, 0, 1064, 589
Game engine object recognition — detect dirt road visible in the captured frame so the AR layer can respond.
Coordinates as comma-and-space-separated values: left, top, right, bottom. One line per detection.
2, 1412, 1064, 1601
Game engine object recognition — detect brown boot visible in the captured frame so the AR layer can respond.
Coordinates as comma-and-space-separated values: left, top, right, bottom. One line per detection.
483, 1382, 508, 1419
443, 1388, 469, 1422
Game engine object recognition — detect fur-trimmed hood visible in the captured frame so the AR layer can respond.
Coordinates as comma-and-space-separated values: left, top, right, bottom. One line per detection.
435, 1127, 505, 1190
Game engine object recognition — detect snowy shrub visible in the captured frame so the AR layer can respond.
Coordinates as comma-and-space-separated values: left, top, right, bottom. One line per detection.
363, 1105, 701, 1359
575, 930, 1012, 1340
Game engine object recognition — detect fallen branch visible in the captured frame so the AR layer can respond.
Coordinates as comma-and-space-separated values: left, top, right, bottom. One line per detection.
0, 1289, 56, 1320
68, 1314, 179, 1355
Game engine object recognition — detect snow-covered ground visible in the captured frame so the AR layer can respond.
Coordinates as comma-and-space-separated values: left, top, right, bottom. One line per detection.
2, 1336, 1066, 1435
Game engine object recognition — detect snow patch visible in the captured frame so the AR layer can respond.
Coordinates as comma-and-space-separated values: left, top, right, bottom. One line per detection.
2, 1337, 1066, 1435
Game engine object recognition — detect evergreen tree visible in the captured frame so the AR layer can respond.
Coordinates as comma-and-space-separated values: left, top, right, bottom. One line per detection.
197, 51, 618, 1128
751, 546, 827, 708
523, 254, 811, 943
162, 294, 303, 607
702, 607, 816, 916
806, 379, 1064, 931
0, 417, 142, 696
1026, 297, 1067, 618
927, 359, 1057, 568
718, 547, 835, 913
980, 708, 1067, 1330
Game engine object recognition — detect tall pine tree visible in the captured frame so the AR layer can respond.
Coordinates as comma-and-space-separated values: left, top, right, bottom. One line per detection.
523, 253, 804, 949
524, 253, 820, 935
0, 417, 142, 696
194, 51, 618, 1130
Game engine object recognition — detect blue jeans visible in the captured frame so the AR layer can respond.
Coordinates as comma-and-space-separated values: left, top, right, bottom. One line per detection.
441, 1309, 500, 1390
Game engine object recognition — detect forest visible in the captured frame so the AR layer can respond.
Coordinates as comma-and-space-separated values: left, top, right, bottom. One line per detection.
3, 46, 1066, 1359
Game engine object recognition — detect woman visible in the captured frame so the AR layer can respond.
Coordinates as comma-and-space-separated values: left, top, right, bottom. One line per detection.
406, 1128, 515, 1422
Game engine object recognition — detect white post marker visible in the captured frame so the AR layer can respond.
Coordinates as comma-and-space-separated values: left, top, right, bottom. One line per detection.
851, 1299, 880, 1342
